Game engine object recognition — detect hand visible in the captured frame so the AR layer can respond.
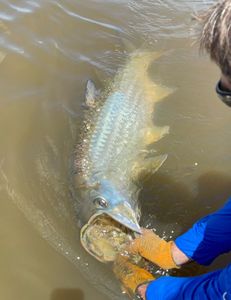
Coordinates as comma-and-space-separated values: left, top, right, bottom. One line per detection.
113, 254, 154, 298
128, 229, 178, 270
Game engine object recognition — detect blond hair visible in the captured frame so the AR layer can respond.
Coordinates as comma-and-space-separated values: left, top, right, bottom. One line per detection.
197, 0, 231, 78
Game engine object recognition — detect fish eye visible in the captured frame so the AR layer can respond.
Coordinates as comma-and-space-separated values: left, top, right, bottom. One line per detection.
93, 197, 108, 208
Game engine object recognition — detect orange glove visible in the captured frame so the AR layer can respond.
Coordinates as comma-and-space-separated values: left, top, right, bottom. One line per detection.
129, 229, 178, 270
113, 255, 154, 298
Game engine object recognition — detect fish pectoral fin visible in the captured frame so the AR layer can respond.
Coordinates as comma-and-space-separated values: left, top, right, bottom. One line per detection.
142, 126, 169, 145
131, 154, 168, 182
153, 84, 175, 102
84, 79, 100, 108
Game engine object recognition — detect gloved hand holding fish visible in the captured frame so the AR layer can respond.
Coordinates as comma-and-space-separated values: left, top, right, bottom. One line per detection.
113, 228, 179, 299
73, 50, 174, 297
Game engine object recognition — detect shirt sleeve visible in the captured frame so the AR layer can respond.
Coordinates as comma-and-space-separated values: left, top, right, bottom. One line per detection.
146, 264, 231, 300
175, 197, 231, 265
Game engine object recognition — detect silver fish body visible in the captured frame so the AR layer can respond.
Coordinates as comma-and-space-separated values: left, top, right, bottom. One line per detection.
74, 51, 172, 242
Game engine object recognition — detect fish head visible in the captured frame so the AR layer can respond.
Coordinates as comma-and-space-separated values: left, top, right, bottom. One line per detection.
87, 179, 141, 234
79, 179, 141, 262
77, 179, 140, 233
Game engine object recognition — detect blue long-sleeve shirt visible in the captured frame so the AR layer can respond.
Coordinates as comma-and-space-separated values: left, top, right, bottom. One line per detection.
146, 197, 231, 299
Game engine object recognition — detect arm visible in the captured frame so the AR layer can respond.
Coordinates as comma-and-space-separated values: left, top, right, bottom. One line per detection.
171, 241, 190, 265
130, 197, 231, 268
145, 264, 231, 300
175, 197, 231, 265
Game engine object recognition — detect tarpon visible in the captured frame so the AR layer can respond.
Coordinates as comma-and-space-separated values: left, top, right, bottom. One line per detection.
73, 51, 172, 262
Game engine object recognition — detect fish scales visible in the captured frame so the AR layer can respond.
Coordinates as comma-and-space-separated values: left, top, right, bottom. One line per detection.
79, 57, 156, 184
96, 78, 144, 163
105, 91, 142, 174
90, 92, 125, 163
97, 93, 135, 162
91, 91, 142, 180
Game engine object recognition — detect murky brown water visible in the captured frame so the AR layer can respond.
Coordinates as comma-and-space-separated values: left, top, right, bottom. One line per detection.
1, 0, 231, 299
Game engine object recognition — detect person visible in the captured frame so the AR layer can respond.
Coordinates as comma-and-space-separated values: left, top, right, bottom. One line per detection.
113, 1, 231, 299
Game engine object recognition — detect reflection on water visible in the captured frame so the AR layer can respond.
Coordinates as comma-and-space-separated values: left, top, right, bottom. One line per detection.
1, 0, 230, 299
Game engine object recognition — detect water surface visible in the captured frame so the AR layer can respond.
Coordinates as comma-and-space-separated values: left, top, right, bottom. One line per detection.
1, 1, 231, 300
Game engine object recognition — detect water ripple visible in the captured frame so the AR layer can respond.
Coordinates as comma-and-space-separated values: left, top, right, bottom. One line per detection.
1, 0, 41, 17
0, 36, 27, 56
128, 0, 216, 40
0, 11, 15, 21
9, 3, 35, 14
53, 1, 124, 33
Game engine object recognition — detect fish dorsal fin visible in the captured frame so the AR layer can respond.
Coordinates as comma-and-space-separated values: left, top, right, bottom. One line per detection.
84, 79, 100, 108
141, 126, 169, 145
153, 84, 175, 102
131, 154, 168, 182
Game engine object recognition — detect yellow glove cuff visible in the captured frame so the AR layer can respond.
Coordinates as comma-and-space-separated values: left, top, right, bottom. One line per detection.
154, 240, 179, 269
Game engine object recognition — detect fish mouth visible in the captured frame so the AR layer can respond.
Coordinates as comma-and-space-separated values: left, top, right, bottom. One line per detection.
80, 213, 136, 262
80, 203, 141, 262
